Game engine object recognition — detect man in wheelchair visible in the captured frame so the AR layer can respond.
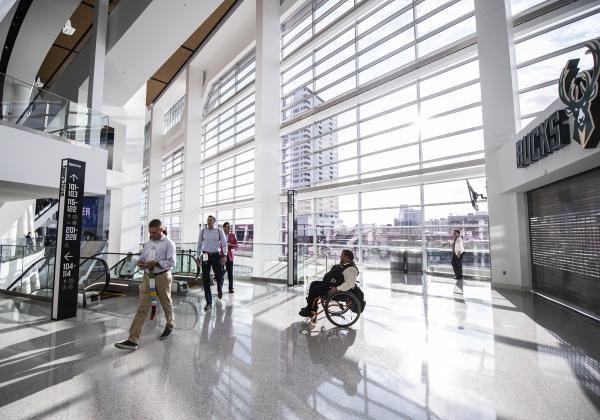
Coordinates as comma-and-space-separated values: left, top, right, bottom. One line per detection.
299, 249, 360, 317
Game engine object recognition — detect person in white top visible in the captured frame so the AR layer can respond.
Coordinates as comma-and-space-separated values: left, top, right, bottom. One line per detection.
451, 229, 465, 280
196, 215, 228, 311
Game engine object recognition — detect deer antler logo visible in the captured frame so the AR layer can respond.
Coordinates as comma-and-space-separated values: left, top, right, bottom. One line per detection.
558, 39, 600, 149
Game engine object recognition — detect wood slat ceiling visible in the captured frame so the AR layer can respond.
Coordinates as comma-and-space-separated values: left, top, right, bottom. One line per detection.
145, 0, 238, 106
39, 0, 120, 90
37, 0, 237, 108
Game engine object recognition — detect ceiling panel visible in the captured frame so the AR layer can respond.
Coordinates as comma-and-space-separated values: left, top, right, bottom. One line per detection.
37, 46, 70, 82
55, 3, 94, 51
152, 48, 193, 83
146, 79, 167, 106
146, 0, 238, 106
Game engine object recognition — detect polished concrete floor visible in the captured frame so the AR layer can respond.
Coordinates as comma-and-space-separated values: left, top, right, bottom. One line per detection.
0, 273, 599, 419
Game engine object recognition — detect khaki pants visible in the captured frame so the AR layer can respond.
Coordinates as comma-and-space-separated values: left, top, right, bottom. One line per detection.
128, 271, 174, 343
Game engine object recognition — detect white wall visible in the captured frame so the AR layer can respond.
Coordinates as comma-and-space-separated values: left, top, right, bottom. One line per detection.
0, 200, 34, 242
103, 0, 222, 106
0, 123, 108, 198
4, 0, 80, 84
103, 85, 146, 253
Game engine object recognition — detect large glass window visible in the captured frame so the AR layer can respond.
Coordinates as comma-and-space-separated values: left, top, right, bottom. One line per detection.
513, 3, 600, 127
162, 148, 184, 179
204, 51, 255, 115
161, 149, 184, 225
281, 0, 477, 121
140, 168, 149, 242
161, 177, 183, 214
282, 178, 489, 278
281, 57, 483, 189
201, 149, 255, 207
200, 207, 254, 244
201, 90, 255, 159
163, 96, 185, 134
161, 214, 181, 243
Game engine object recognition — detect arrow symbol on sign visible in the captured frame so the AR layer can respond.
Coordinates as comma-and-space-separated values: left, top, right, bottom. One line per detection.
64, 252, 72, 261
69, 174, 78, 182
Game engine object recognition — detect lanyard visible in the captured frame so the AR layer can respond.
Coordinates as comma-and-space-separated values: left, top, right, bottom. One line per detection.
149, 273, 157, 320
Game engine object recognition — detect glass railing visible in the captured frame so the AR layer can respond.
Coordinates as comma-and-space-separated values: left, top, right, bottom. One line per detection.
177, 242, 288, 281
0, 72, 109, 146
7, 254, 55, 298
2, 253, 110, 300
0, 244, 45, 263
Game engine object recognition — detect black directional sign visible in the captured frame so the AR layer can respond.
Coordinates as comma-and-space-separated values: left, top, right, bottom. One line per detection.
52, 159, 86, 320
287, 190, 297, 286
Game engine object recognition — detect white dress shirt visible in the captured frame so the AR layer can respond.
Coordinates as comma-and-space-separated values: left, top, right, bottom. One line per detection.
453, 236, 465, 256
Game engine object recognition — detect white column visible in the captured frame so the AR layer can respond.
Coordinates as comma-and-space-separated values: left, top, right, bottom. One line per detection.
87, 0, 108, 112
147, 107, 163, 223
253, 0, 281, 275
181, 65, 205, 245
104, 86, 146, 254
475, 0, 531, 289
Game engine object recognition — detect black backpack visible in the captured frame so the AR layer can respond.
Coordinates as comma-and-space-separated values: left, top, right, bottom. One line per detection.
349, 285, 366, 313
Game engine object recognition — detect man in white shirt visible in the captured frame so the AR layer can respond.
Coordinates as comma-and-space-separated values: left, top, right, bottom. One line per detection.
196, 215, 228, 311
299, 249, 359, 317
451, 229, 465, 281
115, 219, 177, 350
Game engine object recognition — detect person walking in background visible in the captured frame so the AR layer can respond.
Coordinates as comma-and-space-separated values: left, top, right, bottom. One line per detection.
451, 229, 465, 282
25, 232, 34, 253
197, 215, 228, 311
115, 219, 176, 351
222, 222, 238, 293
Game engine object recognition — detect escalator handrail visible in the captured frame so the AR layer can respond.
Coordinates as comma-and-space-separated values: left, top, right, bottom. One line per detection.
5, 255, 111, 293
5, 255, 51, 291
79, 257, 111, 292
91, 251, 200, 278
35, 200, 58, 221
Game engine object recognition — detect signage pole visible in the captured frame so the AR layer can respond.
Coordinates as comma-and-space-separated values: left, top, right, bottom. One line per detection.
52, 159, 86, 320
287, 190, 297, 286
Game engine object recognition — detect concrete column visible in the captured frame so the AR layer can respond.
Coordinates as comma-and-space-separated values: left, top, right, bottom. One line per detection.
86, 0, 108, 148
253, 0, 281, 275
475, 0, 531, 289
147, 107, 163, 223
181, 65, 205, 244
104, 86, 145, 255
87, 0, 108, 112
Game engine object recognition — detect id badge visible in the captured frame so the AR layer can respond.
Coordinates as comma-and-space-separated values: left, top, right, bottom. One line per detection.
202, 252, 209, 262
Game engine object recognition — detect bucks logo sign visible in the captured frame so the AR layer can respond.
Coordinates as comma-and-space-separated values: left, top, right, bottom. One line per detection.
516, 38, 600, 168
559, 39, 600, 149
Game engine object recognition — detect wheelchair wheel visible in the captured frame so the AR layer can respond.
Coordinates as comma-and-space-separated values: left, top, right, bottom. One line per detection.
325, 291, 361, 328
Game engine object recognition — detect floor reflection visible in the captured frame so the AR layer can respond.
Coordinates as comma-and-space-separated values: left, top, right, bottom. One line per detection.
0, 274, 598, 419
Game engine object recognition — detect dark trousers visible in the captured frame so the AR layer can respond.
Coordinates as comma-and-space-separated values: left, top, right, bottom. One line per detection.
202, 253, 223, 304
305, 281, 331, 310
452, 254, 463, 280
224, 257, 234, 291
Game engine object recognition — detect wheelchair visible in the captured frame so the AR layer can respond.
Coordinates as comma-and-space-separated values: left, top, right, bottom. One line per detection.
306, 290, 362, 330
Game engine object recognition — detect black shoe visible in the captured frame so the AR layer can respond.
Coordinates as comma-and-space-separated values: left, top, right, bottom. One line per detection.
115, 340, 138, 350
299, 307, 311, 317
229, 289, 234, 294
204, 304, 212, 311
218, 289, 223, 299
159, 327, 173, 340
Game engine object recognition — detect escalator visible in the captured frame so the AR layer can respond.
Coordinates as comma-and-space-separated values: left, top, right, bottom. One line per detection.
3, 253, 111, 307
1, 249, 201, 305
